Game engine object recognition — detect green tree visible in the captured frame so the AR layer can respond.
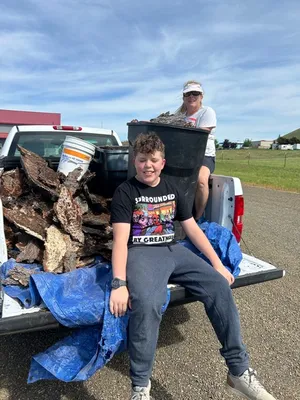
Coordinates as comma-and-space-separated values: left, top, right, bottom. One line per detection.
215, 139, 219, 149
243, 138, 252, 147
223, 139, 230, 149
277, 136, 288, 145
289, 137, 300, 144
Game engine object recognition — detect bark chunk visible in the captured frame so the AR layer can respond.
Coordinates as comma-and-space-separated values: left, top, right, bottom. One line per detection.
54, 186, 84, 244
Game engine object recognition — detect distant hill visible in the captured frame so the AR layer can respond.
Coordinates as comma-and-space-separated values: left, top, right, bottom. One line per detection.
282, 128, 300, 140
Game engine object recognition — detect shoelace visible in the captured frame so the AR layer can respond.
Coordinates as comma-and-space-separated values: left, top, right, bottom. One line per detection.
131, 392, 149, 400
246, 368, 265, 391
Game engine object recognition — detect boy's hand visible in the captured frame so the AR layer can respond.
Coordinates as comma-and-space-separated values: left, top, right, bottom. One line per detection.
109, 286, 129, 317
214, 263, 235, 286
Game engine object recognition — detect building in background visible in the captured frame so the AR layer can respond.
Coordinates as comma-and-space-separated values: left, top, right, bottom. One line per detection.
278, 144, 293, 150
251, 140, 273, 149
0, 109, 61, 148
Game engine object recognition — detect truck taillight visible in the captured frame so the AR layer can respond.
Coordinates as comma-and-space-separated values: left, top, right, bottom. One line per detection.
53, 126, 82, 131
232, 195, 244, 243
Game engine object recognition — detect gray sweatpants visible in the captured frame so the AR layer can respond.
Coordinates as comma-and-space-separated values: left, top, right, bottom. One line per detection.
126, 244, 249, 387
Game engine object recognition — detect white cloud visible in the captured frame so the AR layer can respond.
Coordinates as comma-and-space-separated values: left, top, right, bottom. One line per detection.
0, 32, 52, 64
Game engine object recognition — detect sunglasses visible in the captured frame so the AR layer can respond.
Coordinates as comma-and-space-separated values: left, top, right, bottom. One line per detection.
183, 91, 202, 97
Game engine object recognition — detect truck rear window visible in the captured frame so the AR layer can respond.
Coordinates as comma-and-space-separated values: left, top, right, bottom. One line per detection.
8, 132, 119, 157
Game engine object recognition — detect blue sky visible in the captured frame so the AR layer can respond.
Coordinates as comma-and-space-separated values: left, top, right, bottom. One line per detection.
1, 0, 300, 142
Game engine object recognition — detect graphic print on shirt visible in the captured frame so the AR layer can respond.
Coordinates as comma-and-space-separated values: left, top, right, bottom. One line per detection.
185, 116, 197, 126
132, 200, 175, 244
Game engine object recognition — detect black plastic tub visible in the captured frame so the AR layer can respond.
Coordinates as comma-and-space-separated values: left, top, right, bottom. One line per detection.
89, 146, 129, 196
127, 122, 209, 214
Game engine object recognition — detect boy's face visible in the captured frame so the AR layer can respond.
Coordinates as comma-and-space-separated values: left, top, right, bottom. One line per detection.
134, 151, 165, 187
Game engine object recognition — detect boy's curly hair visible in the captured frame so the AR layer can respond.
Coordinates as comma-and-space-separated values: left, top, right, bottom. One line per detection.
133, 133, 165, 157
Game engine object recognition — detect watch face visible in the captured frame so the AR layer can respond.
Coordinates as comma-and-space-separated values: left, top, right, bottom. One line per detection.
111, 278, 126, 289
112, 279, 119, 289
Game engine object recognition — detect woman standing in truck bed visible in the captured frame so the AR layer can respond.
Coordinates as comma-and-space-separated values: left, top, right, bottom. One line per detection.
175, 80, 217, 221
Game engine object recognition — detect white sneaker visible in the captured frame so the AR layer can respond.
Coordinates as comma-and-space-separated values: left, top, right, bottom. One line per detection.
131, 380, 151, 400
227, 368, 276, 399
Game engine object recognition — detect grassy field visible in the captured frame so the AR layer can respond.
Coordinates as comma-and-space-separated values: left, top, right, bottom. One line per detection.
215, 149, 300, 192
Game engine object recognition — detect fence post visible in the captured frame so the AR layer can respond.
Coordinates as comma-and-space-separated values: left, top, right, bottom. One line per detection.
248, 152, 250, 166
284, 153, 287, 168
222, 151, 224, 161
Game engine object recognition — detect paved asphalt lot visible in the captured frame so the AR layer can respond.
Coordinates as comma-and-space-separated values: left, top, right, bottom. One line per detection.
0, 186, 299, 400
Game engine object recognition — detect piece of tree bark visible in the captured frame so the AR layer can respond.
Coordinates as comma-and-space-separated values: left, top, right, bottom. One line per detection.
74, 195, 89, 215
3, 207, 50, 241
18, 145, 61, 199
2, 266, 39, 287
82, 211, 110, 226
53, 186, 84, 244
75, 257, 95, 268
4, 223, 16, 250
16, 238, 44, 263
43, 225, 70, 273
78, 234, 112, 257
0, 168, 26, 200
83, 184, 110, 212
82, 225, 113, 239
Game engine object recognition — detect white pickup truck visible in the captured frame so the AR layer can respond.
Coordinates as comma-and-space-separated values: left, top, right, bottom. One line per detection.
0, 124, 285, 335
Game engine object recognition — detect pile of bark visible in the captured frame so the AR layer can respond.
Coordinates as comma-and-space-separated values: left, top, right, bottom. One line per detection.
1, 146, 113, 275
150, 112, 195, 127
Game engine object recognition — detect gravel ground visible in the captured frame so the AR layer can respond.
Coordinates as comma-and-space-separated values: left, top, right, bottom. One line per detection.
0, 186, 299, 400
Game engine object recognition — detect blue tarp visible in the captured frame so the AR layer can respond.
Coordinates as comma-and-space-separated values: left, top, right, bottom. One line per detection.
179, 220, 242, 277
0, 221, 241, 383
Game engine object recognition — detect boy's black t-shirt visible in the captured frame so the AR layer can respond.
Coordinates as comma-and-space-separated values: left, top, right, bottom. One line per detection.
110, 176, 192, 246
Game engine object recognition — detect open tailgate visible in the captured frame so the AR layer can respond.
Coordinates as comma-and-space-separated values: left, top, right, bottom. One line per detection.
0, 254, 285, 335
167, 253, 284, 306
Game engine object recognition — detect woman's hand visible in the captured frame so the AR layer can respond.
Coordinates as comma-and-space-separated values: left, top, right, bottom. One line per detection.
214, 263, 235, 285
109, 286, 129, 317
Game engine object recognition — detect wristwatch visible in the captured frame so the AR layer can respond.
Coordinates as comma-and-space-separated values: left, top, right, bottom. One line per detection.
111, 277, 127, 289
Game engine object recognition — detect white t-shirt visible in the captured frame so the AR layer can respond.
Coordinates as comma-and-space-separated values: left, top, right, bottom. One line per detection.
185, 106, 217, 157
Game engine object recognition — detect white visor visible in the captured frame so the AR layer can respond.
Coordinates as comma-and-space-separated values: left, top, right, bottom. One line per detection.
183, 83, 203, 94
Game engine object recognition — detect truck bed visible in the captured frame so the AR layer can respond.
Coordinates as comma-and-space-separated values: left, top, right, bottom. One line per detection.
0, 253, 284, 336
0, 127, 285, 336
